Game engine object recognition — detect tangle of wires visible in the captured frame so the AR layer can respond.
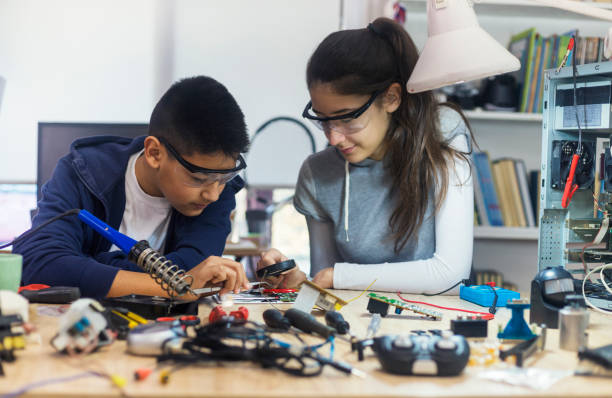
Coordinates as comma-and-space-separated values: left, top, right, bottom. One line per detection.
155, 317, 351, 378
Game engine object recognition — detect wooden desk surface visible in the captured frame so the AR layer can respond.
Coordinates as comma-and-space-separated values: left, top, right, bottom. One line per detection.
2, 292, 611, 398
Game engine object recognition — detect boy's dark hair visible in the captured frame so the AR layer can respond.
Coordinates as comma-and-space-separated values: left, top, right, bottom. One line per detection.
149, 76, 249, 157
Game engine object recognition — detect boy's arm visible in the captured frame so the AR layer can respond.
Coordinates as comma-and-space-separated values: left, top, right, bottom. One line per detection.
14, 158, 127, 298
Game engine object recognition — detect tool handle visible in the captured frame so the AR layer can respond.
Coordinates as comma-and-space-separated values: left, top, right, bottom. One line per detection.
325, 311, 350, 335
78, 209, 137, 253
19, 286, 81, 304
284, 308, 335, 338
262, 309, 291, 330
562, 154, 580, 208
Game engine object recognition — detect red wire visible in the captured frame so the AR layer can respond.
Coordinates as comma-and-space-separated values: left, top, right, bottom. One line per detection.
397, 292, 494, 320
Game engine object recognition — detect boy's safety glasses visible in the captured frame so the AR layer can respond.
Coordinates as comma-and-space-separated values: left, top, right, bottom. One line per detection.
158, 137, 246, 188
301, 91, 380, 136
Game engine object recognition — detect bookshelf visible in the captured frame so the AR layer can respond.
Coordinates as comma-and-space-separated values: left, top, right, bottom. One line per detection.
463, 110, 542, 122
474, 226, 539, 240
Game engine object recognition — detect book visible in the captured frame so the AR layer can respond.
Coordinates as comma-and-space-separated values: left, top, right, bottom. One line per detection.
514, 159, 536, 227
500, 158, 527, 227
529, 170, 540, 225
472, 166, 490, 226
533, 37, 551, 113
492, 161, 514, 226
508, 28, 537, 113
527, 35, 543, 113
472, 152, 504, 226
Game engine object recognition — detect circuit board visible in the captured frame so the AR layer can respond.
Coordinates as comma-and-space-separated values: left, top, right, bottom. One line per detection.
367, 293, 442, 320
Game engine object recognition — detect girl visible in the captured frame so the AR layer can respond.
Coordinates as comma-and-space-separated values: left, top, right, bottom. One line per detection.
258, 17, 474, 293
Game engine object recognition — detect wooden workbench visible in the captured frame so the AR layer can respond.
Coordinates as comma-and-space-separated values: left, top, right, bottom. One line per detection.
1, 291, 611, 398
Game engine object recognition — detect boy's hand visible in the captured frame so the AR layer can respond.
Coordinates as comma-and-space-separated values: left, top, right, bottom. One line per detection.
189, 255, 249, 296
257, 249, 307, 289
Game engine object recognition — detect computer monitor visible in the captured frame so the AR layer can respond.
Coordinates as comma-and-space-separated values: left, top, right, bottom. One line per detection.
37, 123, 148, 201
0, 183, 37, 245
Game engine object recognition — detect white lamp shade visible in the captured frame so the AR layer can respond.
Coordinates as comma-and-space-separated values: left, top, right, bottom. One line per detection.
407, 0, 520, 93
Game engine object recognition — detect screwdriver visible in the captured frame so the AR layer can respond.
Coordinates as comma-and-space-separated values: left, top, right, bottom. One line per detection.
262, 309, 291, 331
284, 308, 335, 338
325, 311, 350, 335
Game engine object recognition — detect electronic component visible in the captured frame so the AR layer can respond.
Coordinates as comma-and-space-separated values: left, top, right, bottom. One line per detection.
550, 140, 595, 191
208, 305, 249, 323
539, 63, 612, 281
101, 295, 198, 320
372, 331, 470, 376
51, 298, 114, 354
554, 80, 612, 131
0, 314, 26, 375
459, 284, 519, 308
497, 299, 536, 340
529, 267, 575, 329
256, 259, 296, 278
292, 280, 348, 313
467, 339, 501, 367
450, 316, 488, 338
499, 327, 546, 367
366, 293, 442, 320
576, 343, 612, 377
127, 321, 186, 356
351, 314, 382, 361
559, 295, 589, 351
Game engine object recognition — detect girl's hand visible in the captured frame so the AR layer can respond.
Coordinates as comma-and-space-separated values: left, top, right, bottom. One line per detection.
257, 248, 307, 288
312, 267, 334, 289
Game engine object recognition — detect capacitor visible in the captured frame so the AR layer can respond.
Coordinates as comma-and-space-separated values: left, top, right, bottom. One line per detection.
558, 295, 589, 351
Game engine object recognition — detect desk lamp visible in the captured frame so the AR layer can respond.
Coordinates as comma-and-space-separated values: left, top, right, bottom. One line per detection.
406, 0, 612, 94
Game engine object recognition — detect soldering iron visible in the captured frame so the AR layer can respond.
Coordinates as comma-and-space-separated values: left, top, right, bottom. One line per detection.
1, 208, 196, 297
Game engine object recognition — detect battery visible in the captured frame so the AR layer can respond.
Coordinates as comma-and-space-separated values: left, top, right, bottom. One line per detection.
450, 316, 488, 338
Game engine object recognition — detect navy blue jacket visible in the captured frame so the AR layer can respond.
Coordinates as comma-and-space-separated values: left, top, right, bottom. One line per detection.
14, 136, 243, 298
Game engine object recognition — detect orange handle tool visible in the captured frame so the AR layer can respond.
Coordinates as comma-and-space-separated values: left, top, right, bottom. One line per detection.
562, 154, 580, 208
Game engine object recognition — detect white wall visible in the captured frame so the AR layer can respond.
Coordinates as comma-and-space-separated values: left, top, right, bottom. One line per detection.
0, 0, 339, 182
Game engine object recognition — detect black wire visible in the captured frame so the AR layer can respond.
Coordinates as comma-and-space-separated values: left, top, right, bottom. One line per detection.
572, 35, 583, 155
422, 279, 471, 296
0, 208, 80, 250
486, 284, 498, 314
158, 319, 342, 377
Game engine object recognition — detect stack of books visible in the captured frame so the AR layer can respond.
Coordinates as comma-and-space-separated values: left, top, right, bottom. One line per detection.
472, 152, 539, 227
508, 28, 609, 114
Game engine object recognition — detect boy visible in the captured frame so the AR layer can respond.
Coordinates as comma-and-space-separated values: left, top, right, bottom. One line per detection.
14, 76, 250, 298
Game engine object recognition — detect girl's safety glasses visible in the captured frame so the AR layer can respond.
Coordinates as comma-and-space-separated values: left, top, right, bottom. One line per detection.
301, 91, 380, 136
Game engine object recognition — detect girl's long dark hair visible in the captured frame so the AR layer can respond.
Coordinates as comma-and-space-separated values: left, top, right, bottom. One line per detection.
306, 17, 473, 253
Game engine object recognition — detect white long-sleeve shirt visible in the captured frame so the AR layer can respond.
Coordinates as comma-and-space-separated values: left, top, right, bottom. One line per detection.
294, 107, 473, 294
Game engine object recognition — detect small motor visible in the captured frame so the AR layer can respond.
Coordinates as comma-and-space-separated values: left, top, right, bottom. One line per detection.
51, 298, 114, 354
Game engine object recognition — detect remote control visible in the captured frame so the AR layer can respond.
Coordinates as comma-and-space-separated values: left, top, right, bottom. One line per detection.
372, 331, 470, 376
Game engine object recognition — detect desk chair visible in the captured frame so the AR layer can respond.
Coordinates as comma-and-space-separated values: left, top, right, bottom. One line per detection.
36, 122, 148, 203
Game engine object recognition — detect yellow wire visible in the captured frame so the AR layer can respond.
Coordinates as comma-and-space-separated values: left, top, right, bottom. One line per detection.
345, 279, 377, 304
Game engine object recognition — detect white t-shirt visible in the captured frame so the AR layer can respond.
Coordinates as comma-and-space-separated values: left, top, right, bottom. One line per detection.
109, 151, 172, 253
